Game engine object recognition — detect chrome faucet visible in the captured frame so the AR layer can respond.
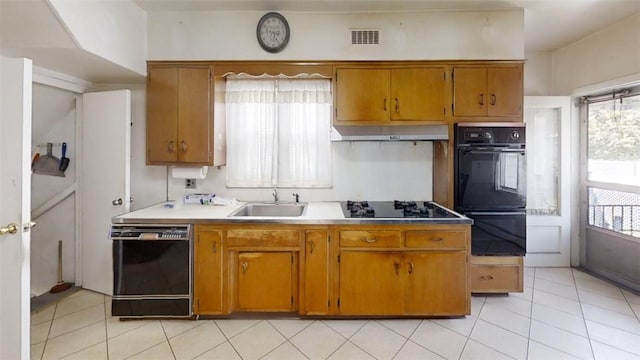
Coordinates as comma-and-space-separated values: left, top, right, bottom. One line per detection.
292, 193, 300, 203
272, 188, 279, 203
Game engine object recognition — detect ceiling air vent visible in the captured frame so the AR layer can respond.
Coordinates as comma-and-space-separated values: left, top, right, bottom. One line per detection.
351, 29, 380, 45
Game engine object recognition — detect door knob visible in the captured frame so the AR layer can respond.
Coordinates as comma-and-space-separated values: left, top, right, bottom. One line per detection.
0, 223, 18, 235
23, 221, 36, 232
112, 198, 123, 206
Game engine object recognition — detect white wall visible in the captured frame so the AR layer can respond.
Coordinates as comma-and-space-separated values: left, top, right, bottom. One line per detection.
168, 141, 433, 202
48, 0, 147, 76
30, 84, 76, 296
148, 10, 524, 60
524, 52, 552, 96
551, 13, 640, 95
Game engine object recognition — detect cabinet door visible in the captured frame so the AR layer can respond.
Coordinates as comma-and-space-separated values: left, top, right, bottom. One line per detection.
237, 252, 296, 311
391, 67, 446, 122
177, 67, 212, 164
147, 67, 178, 163
194, 229, 225, 314
336, 69, 390, 123
339, 251, 403, 315
404, 251, 468, 315
453, 67, 487, 117
303, 230, 329, 315
487, 67, 522, 117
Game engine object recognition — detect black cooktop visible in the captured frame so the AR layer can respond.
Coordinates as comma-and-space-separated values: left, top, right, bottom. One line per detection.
340, 200, 459, 219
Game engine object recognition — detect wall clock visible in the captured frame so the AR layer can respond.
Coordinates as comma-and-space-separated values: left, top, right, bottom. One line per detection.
256, 12, 290, 53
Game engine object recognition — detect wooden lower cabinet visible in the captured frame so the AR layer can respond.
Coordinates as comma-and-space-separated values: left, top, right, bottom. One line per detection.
470, 255, 523, 293
236, 252, 297, 311
193, 223, 471, 317
337, 225, 471, 316
193, 226, 226, 314
339, 251, 404, 315
303, 229, 330, 315
404, 251, 467, 315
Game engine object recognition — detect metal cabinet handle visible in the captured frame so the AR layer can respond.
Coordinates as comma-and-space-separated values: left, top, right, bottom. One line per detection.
408, 261, 414, 274
479, 93, 485, 105
168, 140, 175, 153
112, 198, 123, 206
241, 261, 248, 274
431, 237, 444, 242
212, 241, 217, 254
0, 223, 18, 235
395, 98, 400, 113
491, 94, 496, 105
480, 275, 494, 280
393, 261, 400, 276
309, 240, 315, 254
383, 98, 387, 111
180, 141, 187, 153
361, 237, 377, 243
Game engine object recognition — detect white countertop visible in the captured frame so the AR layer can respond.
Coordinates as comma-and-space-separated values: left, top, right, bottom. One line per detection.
113, 200, 472, 225
114, 200, 347, 222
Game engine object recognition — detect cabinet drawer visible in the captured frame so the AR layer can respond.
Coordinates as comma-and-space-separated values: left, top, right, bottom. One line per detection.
339, 230, 401, 248
227, 229, 299, 248
470, 264, 523, 293
404, 231, 467, 250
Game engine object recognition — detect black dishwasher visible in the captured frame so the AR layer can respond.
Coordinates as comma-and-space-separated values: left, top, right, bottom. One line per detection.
110, 224, 192, 317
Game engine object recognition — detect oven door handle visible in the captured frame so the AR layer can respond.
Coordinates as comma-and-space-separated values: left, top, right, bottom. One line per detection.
462, 149, 525, 154
465, 211, 526, 216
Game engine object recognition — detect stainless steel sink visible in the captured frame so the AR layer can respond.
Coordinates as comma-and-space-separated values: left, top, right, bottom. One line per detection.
229, 202, 307, 217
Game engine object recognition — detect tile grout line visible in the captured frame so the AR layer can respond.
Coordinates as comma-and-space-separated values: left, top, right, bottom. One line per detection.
38, 300, 58, 360
388, 319, 422, 360
265, 319, 314, 360
104, 295, 109, 360
456, 297, 486, 360
159, 320, 178, 360
572, 268, 597, 360
213, 318, 251, 360
525, 267, 536, 360
322, 320, 368, 360
621, 291, 640, 323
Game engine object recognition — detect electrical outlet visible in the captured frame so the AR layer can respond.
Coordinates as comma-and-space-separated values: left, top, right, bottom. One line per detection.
185, 179, 196, 189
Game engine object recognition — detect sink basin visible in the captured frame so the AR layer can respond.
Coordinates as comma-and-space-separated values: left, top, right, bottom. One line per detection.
229, 202, 307, 217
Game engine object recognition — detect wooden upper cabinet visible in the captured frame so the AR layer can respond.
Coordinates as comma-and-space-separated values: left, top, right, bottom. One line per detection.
335, 66, 447, 124
146, 66, 212, 165
336, 68, 390, 123
390, 67, 446, 122
452, 65, 523, 120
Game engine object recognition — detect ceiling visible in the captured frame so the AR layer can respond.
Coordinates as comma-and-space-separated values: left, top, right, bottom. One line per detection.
133, 0, 640, 52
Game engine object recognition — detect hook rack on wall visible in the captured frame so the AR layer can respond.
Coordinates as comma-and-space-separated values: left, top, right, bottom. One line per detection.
35, 142, 64, 148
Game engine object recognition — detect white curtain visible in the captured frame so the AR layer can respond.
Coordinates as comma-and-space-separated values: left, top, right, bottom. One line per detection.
225, 77, 332, 188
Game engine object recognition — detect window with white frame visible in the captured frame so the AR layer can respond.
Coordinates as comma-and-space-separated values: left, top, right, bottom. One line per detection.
225, 76, 332, 188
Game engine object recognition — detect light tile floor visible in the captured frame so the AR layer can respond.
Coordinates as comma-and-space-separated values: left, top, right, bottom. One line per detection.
31, 267, 640, 360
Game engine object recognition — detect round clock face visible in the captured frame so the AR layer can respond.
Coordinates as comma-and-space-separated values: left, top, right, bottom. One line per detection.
257, 12, 290, 53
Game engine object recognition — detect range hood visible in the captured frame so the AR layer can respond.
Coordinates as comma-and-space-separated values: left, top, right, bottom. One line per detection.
331, 125, 448, 141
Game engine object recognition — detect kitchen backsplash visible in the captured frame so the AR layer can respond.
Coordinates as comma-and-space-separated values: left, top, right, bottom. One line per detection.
168, 141, 433, 202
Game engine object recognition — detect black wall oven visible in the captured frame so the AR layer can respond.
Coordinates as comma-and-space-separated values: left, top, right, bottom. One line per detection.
110, 224, 192, 317
454, 123, 527, 256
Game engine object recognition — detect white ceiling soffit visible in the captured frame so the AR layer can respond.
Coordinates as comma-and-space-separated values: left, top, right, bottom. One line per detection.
134, 0, 640, 52
0, 0, 145, 83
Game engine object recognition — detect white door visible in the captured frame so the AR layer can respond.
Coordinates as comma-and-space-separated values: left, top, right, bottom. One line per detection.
524, 96, 572, 267
0, 57, 33, 360
81, 90, 130, 295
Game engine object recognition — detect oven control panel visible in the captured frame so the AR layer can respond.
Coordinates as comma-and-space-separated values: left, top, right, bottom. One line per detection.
109, 224, 192, 241
455, 124, 525, 146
